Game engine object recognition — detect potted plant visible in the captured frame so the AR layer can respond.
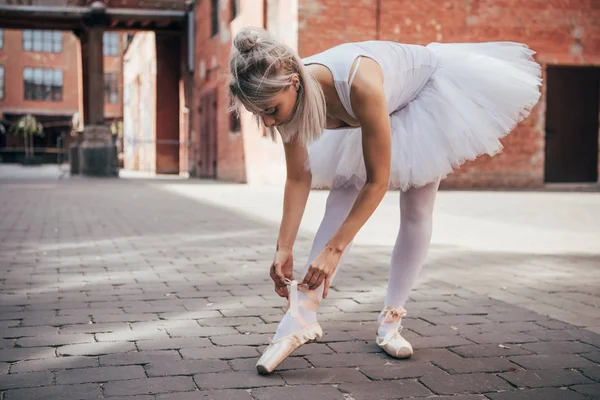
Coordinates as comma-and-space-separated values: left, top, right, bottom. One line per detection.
9, 114, 45, 165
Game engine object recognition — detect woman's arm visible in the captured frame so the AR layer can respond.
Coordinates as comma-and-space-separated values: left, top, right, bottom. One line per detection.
302, 59, 391, 294
270, 138, 312, 297
276, 138, 312, 252
325, 65, 391, 253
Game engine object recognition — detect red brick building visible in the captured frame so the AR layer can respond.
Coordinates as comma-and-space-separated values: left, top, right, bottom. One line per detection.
0, 27, 126, 163
188, 0, 600, 189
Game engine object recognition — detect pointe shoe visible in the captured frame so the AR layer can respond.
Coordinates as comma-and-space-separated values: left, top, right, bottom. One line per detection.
376, 306, 413, 359
256, 280, 322, 375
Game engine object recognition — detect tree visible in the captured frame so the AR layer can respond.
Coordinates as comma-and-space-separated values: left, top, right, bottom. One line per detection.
9, 114, 44, 162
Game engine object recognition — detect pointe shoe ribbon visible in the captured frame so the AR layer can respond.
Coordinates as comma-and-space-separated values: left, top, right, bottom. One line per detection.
378, 306, 407, 346
282, 278, 320, 325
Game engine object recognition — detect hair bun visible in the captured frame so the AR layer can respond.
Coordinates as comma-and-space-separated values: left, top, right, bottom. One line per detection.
233, 27, 270, 54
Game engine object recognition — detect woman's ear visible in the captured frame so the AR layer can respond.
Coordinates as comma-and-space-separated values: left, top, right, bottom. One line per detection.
291, 74, 300, 91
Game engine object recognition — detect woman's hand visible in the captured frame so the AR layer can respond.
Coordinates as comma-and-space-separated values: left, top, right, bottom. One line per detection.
270, 249, 295, 298
301, 246, 342, 299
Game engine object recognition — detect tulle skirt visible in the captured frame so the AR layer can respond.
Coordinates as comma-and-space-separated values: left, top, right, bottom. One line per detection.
307, 42, 543, 191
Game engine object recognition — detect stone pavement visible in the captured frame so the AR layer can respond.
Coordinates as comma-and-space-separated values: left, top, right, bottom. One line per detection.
0, 166, 599, 400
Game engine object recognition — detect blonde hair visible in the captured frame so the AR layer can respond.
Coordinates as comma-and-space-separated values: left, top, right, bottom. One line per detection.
228, 26, 326, 145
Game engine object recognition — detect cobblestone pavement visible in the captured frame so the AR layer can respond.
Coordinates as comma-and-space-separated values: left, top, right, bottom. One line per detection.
0, 167, 599, 399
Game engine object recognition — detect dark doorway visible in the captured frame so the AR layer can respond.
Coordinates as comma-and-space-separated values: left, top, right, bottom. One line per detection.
545, 66, 599, 183
198, 89, 218, 178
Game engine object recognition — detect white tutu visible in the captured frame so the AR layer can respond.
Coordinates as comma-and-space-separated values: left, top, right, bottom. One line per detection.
307, 42, 543, 191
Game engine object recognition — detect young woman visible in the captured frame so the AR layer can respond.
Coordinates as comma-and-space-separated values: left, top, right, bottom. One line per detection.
228, 26, 541, 375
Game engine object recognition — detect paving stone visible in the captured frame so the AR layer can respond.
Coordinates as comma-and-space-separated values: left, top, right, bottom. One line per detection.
228, 356, 310, 371
327, 340, 381, 353
0, 371, 53, 389
0, 347, 56, 362
521, 340, 598, 355
96, 330, 170, 341
1, 326, 59, 338
581, 366, 600, 381
306, 353, 394, 368
411, 335, 474, 349
583, 352, 600, 363
60, 323, 129, 334
422, 315, 491, 325
420, 373, 512, 394
3, 383, 102, 400
534, 319, 575, 330
9, 356, 99, 373
360, 362, 445, 380
16, 334, 95, 347
21, 316, 94, 326
487, 388, 589, 400
92, 313, 160, 323
465, 332, 539, 344
102, 396, 154, 400
56, 365, 146, 384
0, 362, 9, 374
100, 350, 182, 366
235, 324, 279, 334
104, 376, 196, 396
279, 368, 369, 385
145, 359, 231, 376
136, 337, 212, 350
509, 354, 597, 370
168, 326, 238, 337
450, 343, 533, 358
485, 312, 548, 323
58, 341, 136, 356
319, 330, 356, 342
193, 370, 284, 389
158, 311, 221, 320
210, 334, 271, 346
435, 354, 518, 374
180, 345, 259, 360
252, 385, 345, 400
571, 384, 600, 399
500, 369, 594, 388
338, 380, 432, 399
157, 389, 253, 400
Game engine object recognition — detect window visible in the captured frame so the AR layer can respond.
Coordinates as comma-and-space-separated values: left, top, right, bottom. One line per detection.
23, 30, 62, 53
230, 0, 240, 21
0, 30, 4, 50
104, 72, 119, 104
211, 0, 219, 36
103, 32, 119, 56
0, 67, 4, 100
24, 67, 63, 101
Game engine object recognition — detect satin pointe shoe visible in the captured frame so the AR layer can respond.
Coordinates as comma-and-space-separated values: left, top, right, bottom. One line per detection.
376, 306, 413, 359
256, 279, 322, 375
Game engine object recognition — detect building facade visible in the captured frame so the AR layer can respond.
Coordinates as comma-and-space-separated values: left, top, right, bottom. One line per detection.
0, 27, 126, 163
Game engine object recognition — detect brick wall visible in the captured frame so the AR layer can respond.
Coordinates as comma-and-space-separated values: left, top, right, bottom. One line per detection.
191, 0, 247, 182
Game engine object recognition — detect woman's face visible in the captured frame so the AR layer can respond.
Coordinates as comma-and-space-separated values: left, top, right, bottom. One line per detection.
257, 78, 299, 128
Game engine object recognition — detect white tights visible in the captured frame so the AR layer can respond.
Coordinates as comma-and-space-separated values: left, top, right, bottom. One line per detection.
272, 180, 440, 342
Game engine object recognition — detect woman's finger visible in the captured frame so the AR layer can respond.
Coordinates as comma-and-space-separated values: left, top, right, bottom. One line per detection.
307, 269, 322, 290
274, 284, 288, 298
323, 276, 331, 299
312, 271, 326, 290
301, 269, 315, 288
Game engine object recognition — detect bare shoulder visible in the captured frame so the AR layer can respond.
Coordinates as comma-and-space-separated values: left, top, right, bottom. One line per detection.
350, 57, 385, 108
